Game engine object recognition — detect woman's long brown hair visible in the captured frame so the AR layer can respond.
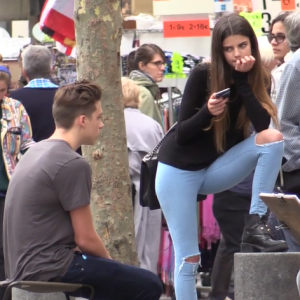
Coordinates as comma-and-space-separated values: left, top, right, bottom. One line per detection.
208, 14, 278, 152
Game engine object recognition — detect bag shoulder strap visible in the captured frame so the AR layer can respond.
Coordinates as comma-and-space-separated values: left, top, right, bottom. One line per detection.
148, 63, 210, 158
147, 63, 210, 159
149, 122, 177, 158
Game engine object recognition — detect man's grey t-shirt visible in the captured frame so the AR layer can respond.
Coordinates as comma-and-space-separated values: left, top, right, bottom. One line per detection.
3, 140, 91, 281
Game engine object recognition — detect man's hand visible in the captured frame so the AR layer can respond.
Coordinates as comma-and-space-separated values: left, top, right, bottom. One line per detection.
70, 205, 112, 259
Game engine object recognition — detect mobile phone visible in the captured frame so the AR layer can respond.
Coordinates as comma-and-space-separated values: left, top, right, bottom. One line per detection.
215, 88, 230, 99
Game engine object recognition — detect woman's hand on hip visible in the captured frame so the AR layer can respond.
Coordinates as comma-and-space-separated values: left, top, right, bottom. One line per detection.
235, 55, 255, 72
207, 94, 228, 116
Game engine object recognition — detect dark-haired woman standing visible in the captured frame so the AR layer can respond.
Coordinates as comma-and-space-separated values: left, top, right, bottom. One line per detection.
155, 14, 288, 300
128, 44, 165, 127
269, 12, 291, 105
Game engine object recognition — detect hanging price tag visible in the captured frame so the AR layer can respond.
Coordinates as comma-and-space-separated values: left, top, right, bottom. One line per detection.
281, 0, 296, 10
240, 12, 263, 37
163, 20, 210, 38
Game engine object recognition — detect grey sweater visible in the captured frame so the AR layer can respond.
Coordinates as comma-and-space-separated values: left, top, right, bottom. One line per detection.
276, 49, 300, 172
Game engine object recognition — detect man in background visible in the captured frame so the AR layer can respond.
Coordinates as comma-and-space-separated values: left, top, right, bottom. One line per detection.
10, 45, 58, 142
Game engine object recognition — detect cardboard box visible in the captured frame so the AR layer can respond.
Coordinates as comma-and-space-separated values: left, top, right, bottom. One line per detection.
123, 20, 136, 30
132, 0, 153, 15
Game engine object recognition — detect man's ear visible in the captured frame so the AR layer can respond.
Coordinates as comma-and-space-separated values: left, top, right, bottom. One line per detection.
77, 115, 87, 127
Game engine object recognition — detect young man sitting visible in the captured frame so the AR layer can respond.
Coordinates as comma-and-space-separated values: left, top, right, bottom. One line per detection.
3, 80, 163, 300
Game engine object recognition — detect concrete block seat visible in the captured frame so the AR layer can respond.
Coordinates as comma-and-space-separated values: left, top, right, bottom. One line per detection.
0, 280, 95, 300
234, 252, 300, 300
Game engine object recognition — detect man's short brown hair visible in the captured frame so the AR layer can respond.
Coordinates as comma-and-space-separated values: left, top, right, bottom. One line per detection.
53, 80, 102, 129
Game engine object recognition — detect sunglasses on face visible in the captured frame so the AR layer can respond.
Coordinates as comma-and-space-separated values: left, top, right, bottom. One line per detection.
268, 33, 286, 44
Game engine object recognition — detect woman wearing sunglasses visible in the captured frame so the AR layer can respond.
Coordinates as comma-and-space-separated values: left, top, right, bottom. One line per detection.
0, 65, 34, 299
127, 44, 165, 127
268, 12, 291, 105
269, 12, 290, 64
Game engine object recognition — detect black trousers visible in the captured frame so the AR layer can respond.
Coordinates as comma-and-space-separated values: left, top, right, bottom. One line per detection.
210, 190, 251, 300
0, 197, 6, 300
61, 252, 163, 300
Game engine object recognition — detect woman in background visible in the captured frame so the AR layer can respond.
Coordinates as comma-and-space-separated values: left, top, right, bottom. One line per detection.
122, 77, 164, 274
127, 44, 165, 127
258, 36, 278, 72
268, 12, 291, 104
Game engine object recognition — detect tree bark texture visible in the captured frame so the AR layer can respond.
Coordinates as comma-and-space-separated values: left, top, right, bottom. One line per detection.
74, 0, 137, 265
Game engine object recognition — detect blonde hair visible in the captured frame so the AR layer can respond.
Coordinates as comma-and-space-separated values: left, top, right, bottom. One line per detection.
121, 77, 140, 109
258, 36, 277, 70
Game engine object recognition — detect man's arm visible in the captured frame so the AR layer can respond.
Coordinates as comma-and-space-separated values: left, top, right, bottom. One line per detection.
53, 157, 111, 259
70, 205, 111, 259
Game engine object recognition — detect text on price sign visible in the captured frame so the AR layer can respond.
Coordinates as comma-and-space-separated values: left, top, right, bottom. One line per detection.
163, 20, 210, 38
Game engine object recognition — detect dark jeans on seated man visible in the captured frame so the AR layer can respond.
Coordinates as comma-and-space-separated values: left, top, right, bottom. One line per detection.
210, 189, 251, 300
61, 252, 162, 300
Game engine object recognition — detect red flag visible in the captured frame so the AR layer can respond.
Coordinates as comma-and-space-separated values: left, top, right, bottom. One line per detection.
40, 0, 75, 56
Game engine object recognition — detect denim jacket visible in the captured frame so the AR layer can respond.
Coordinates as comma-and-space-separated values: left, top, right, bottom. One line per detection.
1, 97, 34, 179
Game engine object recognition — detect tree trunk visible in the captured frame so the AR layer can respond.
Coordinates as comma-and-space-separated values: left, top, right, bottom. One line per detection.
74, 0, 137, 265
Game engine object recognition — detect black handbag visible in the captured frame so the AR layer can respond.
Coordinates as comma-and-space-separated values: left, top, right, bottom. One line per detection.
140, 123, 177, 210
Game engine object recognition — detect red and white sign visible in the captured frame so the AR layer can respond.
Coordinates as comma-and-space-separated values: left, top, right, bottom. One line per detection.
163, 20, 210, 38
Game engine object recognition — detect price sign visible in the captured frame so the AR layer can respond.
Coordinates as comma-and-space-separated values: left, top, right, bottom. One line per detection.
281, 0, 296, 10
240, 11, 263, 37
163, 20, 210, 38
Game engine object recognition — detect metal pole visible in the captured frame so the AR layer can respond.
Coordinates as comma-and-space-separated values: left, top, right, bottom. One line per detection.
168, 87, 174, 126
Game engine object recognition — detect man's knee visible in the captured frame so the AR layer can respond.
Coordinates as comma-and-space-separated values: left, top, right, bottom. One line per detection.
146, 272, 163, 299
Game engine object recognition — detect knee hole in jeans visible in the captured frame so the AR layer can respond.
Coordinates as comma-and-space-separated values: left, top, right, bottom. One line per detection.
255, 129, 283, 146
185, 254, 200, 264
178, 254, 201, 276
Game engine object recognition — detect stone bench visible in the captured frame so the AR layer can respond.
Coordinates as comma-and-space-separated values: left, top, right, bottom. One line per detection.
0, 281, 93, 300
234, 253, 300, 300
12, 289, 67, 300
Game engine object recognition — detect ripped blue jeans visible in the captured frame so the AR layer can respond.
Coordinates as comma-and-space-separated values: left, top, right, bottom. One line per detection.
155, 134, 283, 300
